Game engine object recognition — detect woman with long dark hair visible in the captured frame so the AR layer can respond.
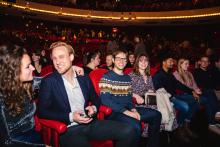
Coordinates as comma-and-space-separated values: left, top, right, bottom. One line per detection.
0, 44, 47, 146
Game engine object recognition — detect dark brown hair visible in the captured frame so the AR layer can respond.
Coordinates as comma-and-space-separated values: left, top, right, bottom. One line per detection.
133, 53, 150, 77
0, 44, 32, 117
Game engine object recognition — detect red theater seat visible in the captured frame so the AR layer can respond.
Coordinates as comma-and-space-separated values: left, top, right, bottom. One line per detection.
38, 109, 114, 147
124, 67, 133, 74
89, 68, 109, 95
38, 68, 113, 147
39, 65, 54, 77
89, 68, 145, 130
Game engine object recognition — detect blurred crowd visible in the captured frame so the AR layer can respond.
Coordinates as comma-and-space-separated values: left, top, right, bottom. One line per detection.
1, 14, 219, 66
28, 0, 220, 12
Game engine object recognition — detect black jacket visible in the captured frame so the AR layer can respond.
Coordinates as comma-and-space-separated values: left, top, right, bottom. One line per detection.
153, 69, 193, 96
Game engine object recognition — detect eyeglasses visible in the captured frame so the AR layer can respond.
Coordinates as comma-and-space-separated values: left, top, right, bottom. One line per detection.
115, 57, 127, 62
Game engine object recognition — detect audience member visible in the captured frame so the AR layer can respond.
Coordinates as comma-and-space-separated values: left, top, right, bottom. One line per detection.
38, 42, 136, 147
173, 58, 217, 124
103, 52, 113, 70
40, 48, 52, 66
0, 44, 46, 146
83, 51, 101, 74
99, 49, 161, 147
153, 54, 200, 140
126, 51, 136, 68
106, 37, 119, 53
32, 49, 44, 76
134, 36, 147, 57
129, 54, 154, 104
193, 56, 215, 90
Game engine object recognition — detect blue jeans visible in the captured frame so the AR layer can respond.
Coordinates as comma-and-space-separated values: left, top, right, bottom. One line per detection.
171, 98, 189, 125
107, 107, 161, 147
174, 92, 216, 124
172, 93, 199, 125
12, 129, 44, 146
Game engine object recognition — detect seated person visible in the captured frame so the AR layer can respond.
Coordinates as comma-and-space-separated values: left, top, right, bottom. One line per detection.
193, 56, 216, 90
0, 44, 46, 146
40, 48, 52, 66
129, 54, 155, 104
126, 51, 136, 68
153, 54, 200, 140
103, 52, 113, 70
173, 58, 218, 124
83, 51, 101, 74
99, 49, 162, 147
129, 54, 178, 132
38, 42, 136, 147
31, 49, 44, 77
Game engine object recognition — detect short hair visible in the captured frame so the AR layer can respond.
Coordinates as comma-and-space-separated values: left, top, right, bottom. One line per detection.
83, 50, 101, 65
49, 41, 74, 55
128, 51, 135, 56
112, 49, 128, 59
158, 49, 173, 63
106, 52, 113, 57
200, 55, 209, 60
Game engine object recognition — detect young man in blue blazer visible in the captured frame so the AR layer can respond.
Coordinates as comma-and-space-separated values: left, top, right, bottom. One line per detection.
38, 41, 136, 147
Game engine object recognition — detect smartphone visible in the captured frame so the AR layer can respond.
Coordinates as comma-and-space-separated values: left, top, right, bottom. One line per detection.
79, 113, 88, 118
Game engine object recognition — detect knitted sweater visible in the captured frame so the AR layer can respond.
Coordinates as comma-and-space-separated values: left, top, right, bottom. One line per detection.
99, 70, 135, 113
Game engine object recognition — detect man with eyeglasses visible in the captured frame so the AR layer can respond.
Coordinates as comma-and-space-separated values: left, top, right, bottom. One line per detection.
99, 49, 162, 147
38, 42, 137, 147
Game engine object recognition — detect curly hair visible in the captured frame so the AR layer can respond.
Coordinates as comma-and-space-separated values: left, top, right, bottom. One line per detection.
0, 44, 33, 117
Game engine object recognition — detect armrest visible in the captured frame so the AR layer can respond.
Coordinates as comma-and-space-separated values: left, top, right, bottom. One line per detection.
34, 116, 42, 132
99, 105, 112, 116
39, 118, 67, 134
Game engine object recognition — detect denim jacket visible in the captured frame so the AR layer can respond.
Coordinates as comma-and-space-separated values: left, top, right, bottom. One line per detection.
0, 94, 44, 146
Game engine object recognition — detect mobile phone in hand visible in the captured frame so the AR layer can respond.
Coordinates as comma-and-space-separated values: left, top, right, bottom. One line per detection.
79, 113, 88, 118
85, 109, 96, 118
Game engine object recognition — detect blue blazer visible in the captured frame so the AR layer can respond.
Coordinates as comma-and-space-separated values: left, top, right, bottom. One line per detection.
38, 71, 100, 125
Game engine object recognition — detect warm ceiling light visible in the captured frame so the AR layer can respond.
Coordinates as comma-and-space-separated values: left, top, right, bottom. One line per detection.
1, 2, 220, 20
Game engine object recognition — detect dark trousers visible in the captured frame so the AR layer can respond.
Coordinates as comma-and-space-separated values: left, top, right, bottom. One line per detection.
175, 92, 217, 124
202, 89, 220, 123
59, 119, 136, 147
107, 107, 161, 147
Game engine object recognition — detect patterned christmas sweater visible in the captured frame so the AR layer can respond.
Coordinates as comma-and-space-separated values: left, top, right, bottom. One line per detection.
99, 70, 135, 113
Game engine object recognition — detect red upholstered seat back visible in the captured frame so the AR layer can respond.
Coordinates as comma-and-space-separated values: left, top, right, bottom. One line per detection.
123, 68, 133, 75
89, 68, 108, 95
40, 65, 54, 77
99, 64, 107, 68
